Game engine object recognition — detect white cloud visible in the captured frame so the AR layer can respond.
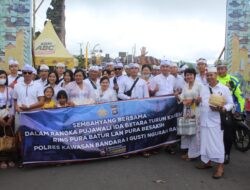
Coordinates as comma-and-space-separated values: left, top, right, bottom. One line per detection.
36, 0, 227, 62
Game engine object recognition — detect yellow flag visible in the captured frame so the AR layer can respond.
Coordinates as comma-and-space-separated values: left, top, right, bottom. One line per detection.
85, 44, 88, 69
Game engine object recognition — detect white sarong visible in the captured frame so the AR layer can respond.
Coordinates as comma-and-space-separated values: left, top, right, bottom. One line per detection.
200, 126, 224, 164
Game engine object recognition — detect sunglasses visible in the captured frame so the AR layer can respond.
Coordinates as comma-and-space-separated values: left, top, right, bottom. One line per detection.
23, 71, 32, 75
114, 68, 122, 70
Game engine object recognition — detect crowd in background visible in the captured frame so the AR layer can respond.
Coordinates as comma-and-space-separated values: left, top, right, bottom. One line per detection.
0, 58, 245, 179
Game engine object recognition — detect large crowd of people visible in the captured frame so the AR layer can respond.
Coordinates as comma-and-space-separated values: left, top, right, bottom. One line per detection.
0, 58, 245, 179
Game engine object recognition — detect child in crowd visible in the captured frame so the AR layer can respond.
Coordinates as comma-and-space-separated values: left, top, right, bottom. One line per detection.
56, 90, 70, 108
43, 86, 56, 109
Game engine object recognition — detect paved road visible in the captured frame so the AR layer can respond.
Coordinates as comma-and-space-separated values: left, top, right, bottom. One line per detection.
0, 148, 249, 190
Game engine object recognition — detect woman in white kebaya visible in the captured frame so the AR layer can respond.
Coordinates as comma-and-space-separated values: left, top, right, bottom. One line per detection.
60, 70, 74, 88
44, 71, 62, 100
65, 69, 95, 106
176, 68, 202, 160
96, 76, 117, 103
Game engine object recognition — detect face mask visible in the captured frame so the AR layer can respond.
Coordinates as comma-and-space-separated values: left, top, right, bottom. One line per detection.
142, 74, 151, 79
0, 79, 6, 85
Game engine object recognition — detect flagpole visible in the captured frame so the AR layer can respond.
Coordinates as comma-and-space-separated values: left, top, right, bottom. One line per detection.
33, 0, 45, 36
33, 0, 36, 36
35, 0, 45, 14
32, 0, 45, 68
217, 46, 225, 61
85, 42, 90, 69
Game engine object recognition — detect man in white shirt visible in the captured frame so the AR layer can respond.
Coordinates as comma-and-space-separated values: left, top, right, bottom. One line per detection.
170, 62, 185, 93
197, 66, 234, 179
106, 62, 114, 71
13, 64, 44, 112
109, 62, 127, 92
85, 66, 100, 89
152, 65, 161, 77
196, 58, 208, 86
118, 63, 149, 100
8, 59, 23, 88
150, 60, 176, 96
56, 62, 65, 85
150, 60, 177, 154
84, 66, 100, 97
34, 64, 49, 87
98, 66, 103, 79
124, 65, 130, 77
32, 67, 37, 81
179, 64, 188, 78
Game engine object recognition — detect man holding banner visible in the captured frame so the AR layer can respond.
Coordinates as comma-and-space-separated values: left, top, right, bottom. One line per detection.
150, 60, 176, 96
13, 64, 44, 112
118, 63, 149, 100
150, 59, 177, 154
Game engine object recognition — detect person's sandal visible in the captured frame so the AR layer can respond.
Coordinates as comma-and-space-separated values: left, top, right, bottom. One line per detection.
212, 170, 224, 179
181, 154, 188, 160
212, 164, 224, 179
196, 163, 213, 169
0, 162, 8, 169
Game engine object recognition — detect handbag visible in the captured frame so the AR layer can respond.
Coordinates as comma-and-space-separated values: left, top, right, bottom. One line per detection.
177, 117, 197, 135
0, 126, 16, 152
0, 108, 9, 118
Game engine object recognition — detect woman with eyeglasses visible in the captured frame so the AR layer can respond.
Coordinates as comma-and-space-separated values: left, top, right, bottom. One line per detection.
44, 71, 63, 100
65, 69, 95, 106
96, 76, 117, 103
0, 70, 16, 169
